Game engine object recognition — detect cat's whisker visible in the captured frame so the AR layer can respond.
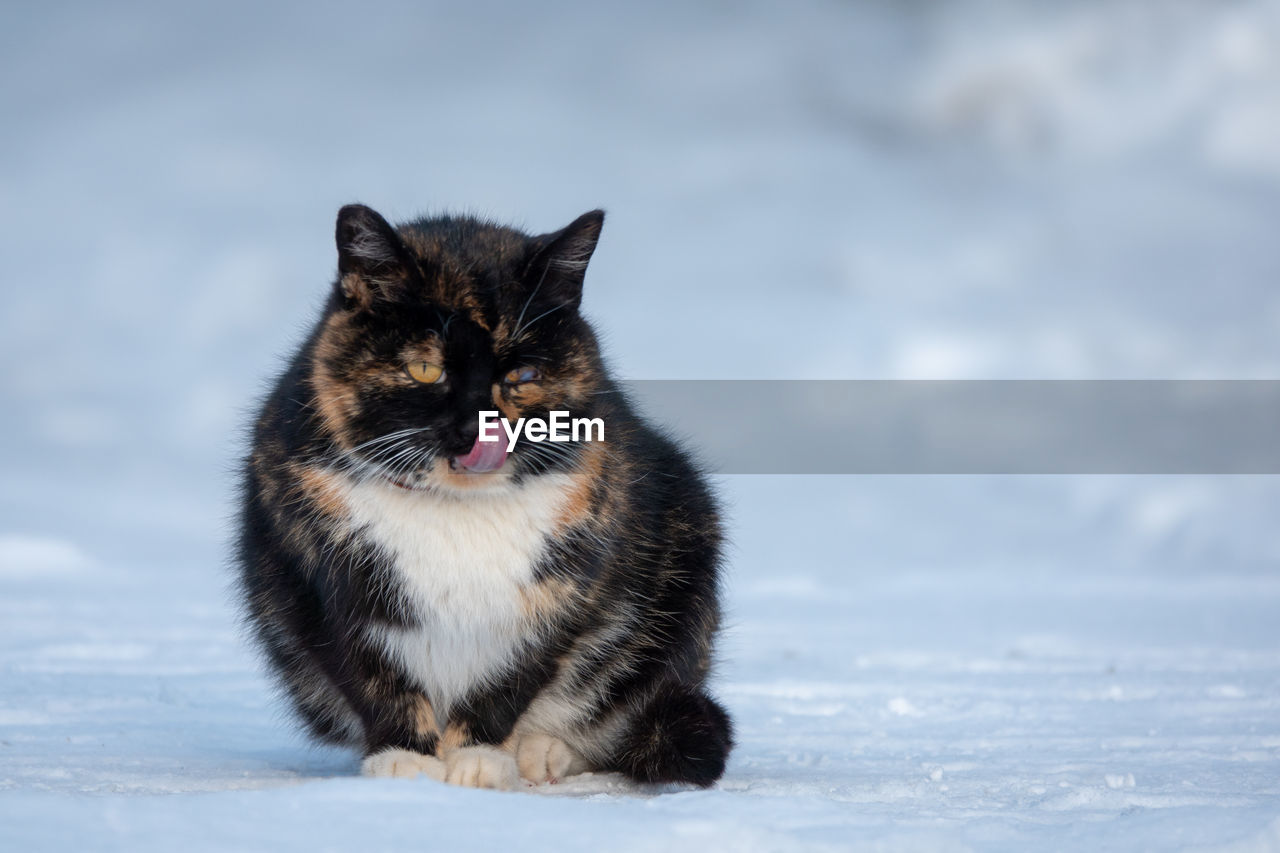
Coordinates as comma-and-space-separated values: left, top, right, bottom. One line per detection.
377, 443, 428, 480
357, 445, 413, 475
365, 436, 416, 460
402, 447, 437, 482
359, 442, 402, 465
348, 429, 443, 481
513, 259, 553, 341
527, 439, 578, 457
352, 430, 419, 452
515, 440, 581, 473
346, 439, 425, 474
350, 427, 432, 454
511, 302, 567, 344
388, 446, 433, 483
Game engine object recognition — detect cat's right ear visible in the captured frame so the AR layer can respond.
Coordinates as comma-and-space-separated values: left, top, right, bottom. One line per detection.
335, 204, 411, 308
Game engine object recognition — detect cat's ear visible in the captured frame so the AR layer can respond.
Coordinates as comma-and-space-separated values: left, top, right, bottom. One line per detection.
525, 209, 604, 310
335, 204, 412, 307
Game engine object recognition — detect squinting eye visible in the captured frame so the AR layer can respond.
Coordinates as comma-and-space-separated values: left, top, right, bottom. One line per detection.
406, 361, 445, 384
504, 366, 542, 385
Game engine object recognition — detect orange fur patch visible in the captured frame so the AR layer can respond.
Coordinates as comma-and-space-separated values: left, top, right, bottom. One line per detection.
310, 313, 360, 443
491, 385, 523, 422
519, 577, 577, 622
554, 441, 607, 532
411, 695, 440, 739
292, 463, 348, 518
439, 722, 470, 753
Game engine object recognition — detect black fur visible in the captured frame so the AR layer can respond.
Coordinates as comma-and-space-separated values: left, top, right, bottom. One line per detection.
612, 687, 734, 787
236, 203, 732, 788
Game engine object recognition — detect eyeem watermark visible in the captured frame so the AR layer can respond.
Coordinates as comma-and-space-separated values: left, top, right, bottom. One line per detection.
478, 410, 605, 451
620, 380, 1280, 473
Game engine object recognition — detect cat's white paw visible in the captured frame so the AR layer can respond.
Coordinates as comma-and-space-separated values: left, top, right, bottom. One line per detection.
515, 732, 588, 784
443, 745, 519, 790
361, 747, 446, 780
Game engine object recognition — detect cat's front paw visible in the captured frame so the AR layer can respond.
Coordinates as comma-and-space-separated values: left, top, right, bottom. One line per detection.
443, 745, 519, 790
361, 747, 446, 780
515, 733, 589, 784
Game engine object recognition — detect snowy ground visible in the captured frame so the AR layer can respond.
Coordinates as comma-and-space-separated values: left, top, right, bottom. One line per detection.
4, 479, 1280, 851
3, 1, 1280, 850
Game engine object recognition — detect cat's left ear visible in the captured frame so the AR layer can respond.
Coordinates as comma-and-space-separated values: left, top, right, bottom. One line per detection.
525, 210, 605, 310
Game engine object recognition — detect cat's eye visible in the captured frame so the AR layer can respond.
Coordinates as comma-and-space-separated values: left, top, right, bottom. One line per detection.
503, 366, 542, 385
406, 361, 445, 385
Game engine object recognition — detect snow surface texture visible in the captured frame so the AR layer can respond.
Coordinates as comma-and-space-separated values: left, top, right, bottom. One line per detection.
3, 1, 1280, 850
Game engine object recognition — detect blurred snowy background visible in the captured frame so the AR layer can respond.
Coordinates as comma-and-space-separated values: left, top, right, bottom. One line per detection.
2, 1, 1279, 850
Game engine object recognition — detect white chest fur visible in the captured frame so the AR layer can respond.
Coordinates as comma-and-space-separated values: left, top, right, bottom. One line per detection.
339, 475, 572, 716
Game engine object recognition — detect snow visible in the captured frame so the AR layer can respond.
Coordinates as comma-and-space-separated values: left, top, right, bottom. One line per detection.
4, 512, 1280, 850
3, 0, 1280, 850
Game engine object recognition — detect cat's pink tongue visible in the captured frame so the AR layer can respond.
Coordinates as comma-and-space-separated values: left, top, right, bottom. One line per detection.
454, 426, 509, 473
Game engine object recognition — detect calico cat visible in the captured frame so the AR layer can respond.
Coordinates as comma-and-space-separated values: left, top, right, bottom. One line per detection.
236, 203, 732, 789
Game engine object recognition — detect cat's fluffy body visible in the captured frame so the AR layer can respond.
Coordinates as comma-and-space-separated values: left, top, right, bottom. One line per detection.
236, 204, 731, 789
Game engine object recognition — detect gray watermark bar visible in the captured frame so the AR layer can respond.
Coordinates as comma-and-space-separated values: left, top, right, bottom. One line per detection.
619, 381, 1280, 474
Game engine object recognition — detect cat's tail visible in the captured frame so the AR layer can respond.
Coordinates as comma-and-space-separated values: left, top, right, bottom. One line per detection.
613, 685, 733, 787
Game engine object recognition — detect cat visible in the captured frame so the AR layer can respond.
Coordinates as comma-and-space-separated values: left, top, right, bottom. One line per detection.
236, 203, 732, 789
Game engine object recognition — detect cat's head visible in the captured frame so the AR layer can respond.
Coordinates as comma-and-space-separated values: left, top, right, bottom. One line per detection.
308, 203, 608, 493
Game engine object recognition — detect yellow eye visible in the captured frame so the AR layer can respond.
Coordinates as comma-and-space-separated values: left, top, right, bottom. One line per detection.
406, 361, 445, 384
504, 366, 542, 385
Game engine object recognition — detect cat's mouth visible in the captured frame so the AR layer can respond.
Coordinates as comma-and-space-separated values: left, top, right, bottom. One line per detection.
450, 428, 510, 474
373, 429, 511, 490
